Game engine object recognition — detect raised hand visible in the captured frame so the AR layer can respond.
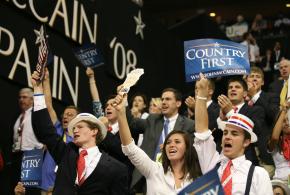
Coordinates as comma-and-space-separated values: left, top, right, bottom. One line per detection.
247, 81, 258, 98
195, 73, 209, 98
218, 94, 233, 115
113, 94, 127, 114
131, 106, 141, 118
185, 96, 195, 111
31, 71, 43, 94
86, 67, 94, 79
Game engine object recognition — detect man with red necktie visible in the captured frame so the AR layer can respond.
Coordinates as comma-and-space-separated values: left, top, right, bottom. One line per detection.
194, 74, 272, 195
31, 71, 128, 195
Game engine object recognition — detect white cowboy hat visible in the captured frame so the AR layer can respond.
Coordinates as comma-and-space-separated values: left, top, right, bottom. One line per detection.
68, 113, 107, 141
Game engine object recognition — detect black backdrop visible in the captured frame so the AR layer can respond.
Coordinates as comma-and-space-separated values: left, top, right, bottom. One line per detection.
0, 0, 225, 193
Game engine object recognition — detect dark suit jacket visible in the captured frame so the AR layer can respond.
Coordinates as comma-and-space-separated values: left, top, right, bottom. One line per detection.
129, 113, 194, 188
99, 131, 134, 186
239, 103, 265, 165
268, 79, 284, 107
208, 101, 220, 131
32, 109, 129, 195
252, 91, 278, 164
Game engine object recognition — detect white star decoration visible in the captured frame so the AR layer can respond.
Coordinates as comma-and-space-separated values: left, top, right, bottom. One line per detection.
134, 10, 146, 40
34, 25, 48, 45
214, 42, 220, 47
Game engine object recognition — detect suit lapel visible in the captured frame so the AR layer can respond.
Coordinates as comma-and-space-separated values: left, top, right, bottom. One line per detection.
239, 104, 248, 115
173, 115, 184, 131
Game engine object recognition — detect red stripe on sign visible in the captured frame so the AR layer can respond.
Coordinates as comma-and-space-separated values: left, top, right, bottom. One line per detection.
230, 116, 253, 129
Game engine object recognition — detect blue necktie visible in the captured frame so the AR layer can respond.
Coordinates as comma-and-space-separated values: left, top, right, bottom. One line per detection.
154, 119, 170, 160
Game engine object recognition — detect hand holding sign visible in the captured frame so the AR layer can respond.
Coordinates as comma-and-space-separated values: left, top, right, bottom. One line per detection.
119, 68, 144, 95
34, 25, 49, 81
113, 69, 144, 107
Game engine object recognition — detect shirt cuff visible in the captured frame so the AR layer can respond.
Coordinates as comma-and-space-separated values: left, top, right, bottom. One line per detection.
33, 94, 46, 111
121, 139, 136, 156
225, 110, 234, 118
194, 130, 212, 140
217, 117, 226, 130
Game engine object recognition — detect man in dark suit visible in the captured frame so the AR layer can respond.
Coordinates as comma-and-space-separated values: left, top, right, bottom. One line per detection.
31, 72, 128, 195
129, 88, 194, 193
268, 59, 290, 107
217, 77, 266, 165
246, 66, 277, 176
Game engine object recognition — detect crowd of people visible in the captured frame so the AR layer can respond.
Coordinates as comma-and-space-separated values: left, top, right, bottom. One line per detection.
0, 12, 289, 195
1, 57, 289, 194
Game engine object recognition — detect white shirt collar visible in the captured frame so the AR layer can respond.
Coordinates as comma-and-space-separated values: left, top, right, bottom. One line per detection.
220, 153, 246, 169
110, 122, 119, 135
207, 100, 213, 108
251, 90, 262, 103
234, 102, 245, 111
164, 113, 179, 122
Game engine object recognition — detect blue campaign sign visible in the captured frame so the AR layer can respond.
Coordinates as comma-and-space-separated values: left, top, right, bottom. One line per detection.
178, 168, 224, 195
74, 43, 104, 68
184, 39, 250, 82
21, 149, 44, 187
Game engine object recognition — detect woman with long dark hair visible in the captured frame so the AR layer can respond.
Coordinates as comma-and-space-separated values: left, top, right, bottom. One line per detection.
113, 79, 214, 193
268, 102, 290, 183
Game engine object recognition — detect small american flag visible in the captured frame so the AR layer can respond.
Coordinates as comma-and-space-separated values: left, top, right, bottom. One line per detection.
34, 25, 49, 81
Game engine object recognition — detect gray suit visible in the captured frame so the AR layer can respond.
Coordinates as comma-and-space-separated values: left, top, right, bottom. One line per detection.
128, 113, 195, 190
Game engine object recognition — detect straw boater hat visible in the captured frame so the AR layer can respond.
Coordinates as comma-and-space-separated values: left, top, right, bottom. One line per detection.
222, 113, 257, 143
271, 180, 290, 195
68, 113, 107, 140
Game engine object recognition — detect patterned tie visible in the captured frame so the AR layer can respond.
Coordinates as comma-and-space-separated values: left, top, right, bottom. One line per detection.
77, 150, 88, 186
221, 160, 233, 195
154, 119, 170, 161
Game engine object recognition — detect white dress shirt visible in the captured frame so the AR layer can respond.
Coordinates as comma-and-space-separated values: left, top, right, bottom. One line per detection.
194, 131, 273, 195
270, 148, 290, 181
13, 107, 43, 151
76, 146, 102, 185
122, 131, 217, 194
122, 141, 193, 195
33, 95, 103, 185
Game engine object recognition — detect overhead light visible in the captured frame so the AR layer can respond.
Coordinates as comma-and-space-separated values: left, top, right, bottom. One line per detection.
286, 4, 290, 7
209, 12, 216, 17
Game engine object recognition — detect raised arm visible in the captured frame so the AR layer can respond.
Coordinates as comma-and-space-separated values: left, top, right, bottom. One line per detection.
42, 68, 58, 124
86, 67, 100, 101
194, 74, 219, 173
268, 109, 286, 152
195, 74, 209, 132
86, 67, 104, 118
114, 93, 158, 178
114, 94, 132, 145
31, 71, 66, 164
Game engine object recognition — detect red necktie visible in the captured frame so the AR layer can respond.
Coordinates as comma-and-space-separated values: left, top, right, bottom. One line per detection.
77, 150, 88, 186
107, 125, 112, 132
221, 160, 232, 195
233, 106, 238, 113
